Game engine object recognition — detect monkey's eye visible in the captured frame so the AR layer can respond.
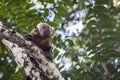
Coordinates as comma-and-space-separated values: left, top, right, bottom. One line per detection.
43, 26, 49, 29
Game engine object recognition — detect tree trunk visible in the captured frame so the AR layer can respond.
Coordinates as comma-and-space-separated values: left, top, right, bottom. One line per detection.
0, 21, 65, 80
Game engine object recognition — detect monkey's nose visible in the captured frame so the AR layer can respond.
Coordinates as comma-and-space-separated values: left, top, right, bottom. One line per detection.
44, 30, 50, 34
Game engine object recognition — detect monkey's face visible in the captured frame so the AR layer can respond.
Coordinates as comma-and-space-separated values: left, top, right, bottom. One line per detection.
38, 23, 50, 37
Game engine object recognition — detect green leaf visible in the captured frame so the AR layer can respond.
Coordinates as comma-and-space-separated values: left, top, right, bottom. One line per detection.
86, 20, 96, 29
57, 55, 62, 60
53, 49, 59, 58
25, 3, 35, 10
9, 70, 26, 80
85, 9, 94, 21
63, 0, 73, 7
94, 6, 109, 14
59, 65, 64, 70
95, 0, 111, 4
65, 39, 74, 46
46, 0, 54, 4
26, 9, 38, 14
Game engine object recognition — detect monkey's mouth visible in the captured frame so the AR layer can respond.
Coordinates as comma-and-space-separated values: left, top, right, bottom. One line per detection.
44, 30, 50, 35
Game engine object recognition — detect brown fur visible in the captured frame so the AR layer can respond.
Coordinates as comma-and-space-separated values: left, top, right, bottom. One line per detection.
29, 23, 52, 60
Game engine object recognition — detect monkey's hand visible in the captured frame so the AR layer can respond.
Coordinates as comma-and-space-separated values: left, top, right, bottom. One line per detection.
24, 34, 32, 41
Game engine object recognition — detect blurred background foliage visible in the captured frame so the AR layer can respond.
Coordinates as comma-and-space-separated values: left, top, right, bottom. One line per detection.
0, 0, 120, 80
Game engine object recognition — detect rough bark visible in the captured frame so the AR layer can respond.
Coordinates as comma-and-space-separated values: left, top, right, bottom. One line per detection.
0, 21, 65, 80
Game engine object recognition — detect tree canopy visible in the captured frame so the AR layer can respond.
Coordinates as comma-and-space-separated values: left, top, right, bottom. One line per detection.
0, 0, 120, 80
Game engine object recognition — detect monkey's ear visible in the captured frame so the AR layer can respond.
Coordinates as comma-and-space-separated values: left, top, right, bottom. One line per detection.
24, 34, 32, 41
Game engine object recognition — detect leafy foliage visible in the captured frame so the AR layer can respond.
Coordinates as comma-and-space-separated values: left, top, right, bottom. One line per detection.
0, 0, 120, 80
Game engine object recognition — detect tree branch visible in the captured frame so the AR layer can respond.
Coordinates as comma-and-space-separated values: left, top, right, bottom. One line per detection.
0, 21, 65, 80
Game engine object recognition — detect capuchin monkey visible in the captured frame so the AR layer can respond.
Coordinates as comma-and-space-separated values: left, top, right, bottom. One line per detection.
25, 23, 52, 60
